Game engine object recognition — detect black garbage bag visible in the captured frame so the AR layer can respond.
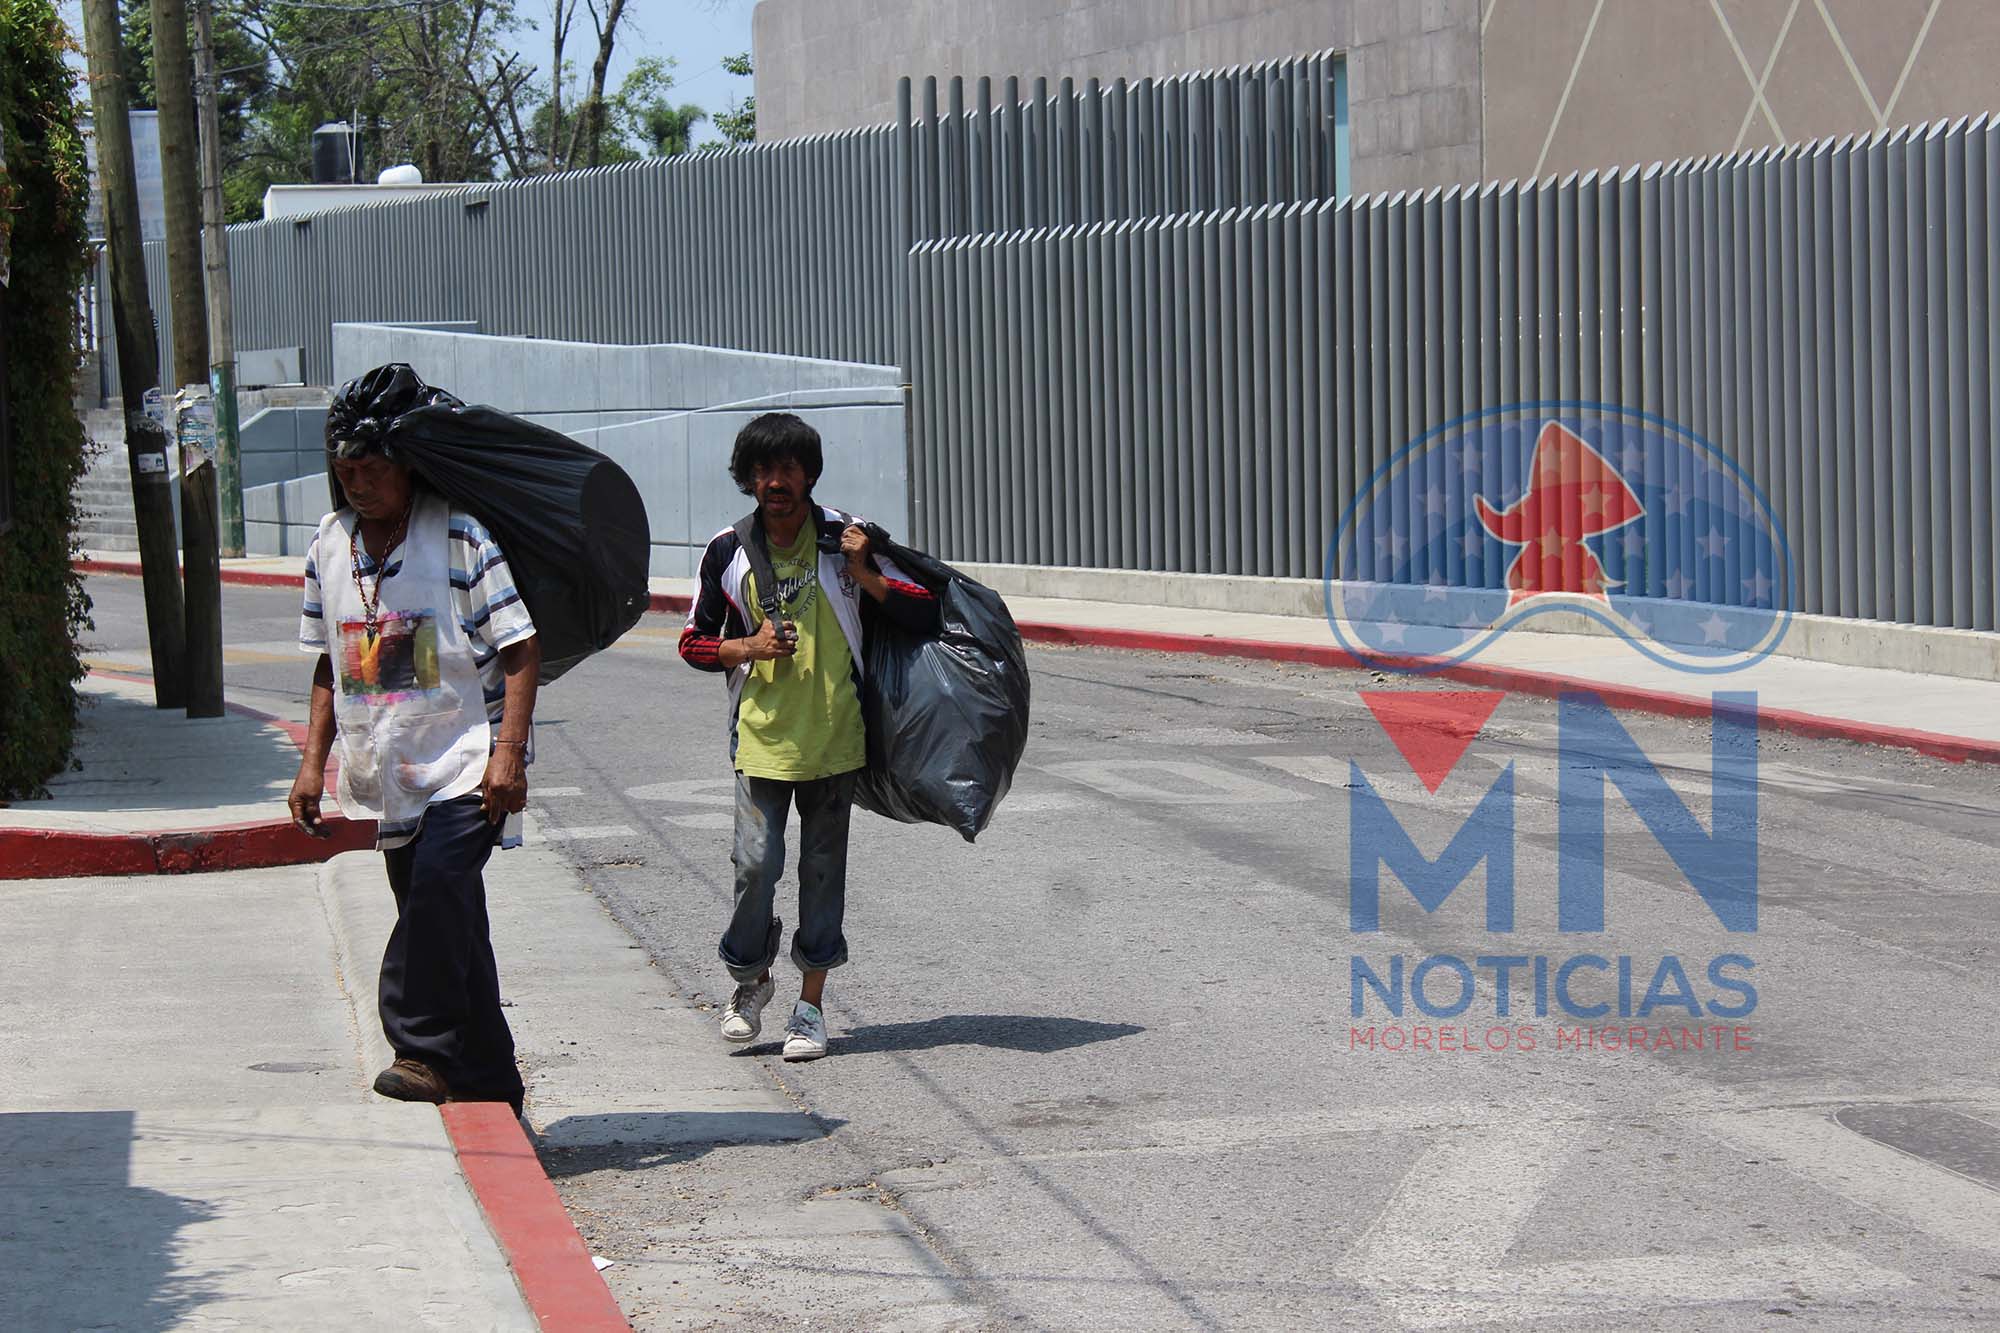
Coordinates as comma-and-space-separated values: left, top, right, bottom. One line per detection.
849, 523, 1030, 842
325, 364, 651, 684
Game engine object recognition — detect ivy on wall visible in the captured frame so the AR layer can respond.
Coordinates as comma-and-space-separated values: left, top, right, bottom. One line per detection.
0, 0, 94, 798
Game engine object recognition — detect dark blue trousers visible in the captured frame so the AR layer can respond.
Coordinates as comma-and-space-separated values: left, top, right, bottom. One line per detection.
379, 795, 523, 1105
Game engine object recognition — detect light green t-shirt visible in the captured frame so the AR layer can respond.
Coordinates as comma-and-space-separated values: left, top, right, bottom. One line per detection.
734, 524, 867, 781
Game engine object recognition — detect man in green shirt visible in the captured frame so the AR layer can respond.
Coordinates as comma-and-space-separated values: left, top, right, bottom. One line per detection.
679, 414, 938, 1059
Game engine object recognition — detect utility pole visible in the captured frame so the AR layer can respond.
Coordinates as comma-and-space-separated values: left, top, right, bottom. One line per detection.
152, 0, 223, 718
81, 0, 186, 709
192, 0, 243, 558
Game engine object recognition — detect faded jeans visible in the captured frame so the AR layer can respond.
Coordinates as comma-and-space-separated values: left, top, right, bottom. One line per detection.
719, 770, 858, 983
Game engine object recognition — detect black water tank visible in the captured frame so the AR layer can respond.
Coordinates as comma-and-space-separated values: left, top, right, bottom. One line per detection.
310, 123, 360, 184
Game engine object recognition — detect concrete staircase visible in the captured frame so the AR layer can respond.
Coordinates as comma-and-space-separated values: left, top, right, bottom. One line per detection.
74, 408, 146, 553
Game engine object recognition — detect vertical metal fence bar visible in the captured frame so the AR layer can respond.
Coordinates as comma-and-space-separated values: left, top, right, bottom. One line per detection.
1698, 159, 1728, 606
1899, 128, 1928, 619
1880, 134, 1910, 616
1167, 217, 1192, 571
1634, 167, 1663, 598
1293, 201, 1319, 578
1195, 212, 1221, 572
1385, 192, 1411, 585
1441, 187, 1466, 590
1845, 136, 1876, 620
1221, 206, 1247, 574
1723, 152, 1752, 614
1803, 141, 1831, 618
1479, 183, 1504, 591
1416, 188, 1443, 589
1970, 118, 1995, 630
1345, 196, 1371, 586
1250, 205, 1277, 575
1822, 139, 1854, 618
1331, 201, 1355, 581
1114, 219, 1140, 567
1008, 228, 1031, 564
1140, 218, 1167, 570
1931, 121, 1963, 626
1084, 222, 1110, 566
1278, 203, 1304, 575
1056, 226, 1081, 566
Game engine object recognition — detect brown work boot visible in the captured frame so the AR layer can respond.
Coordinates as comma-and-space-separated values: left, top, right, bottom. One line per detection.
372, 1057, 449, 1104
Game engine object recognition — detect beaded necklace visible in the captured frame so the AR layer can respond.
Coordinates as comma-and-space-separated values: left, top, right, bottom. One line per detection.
348, 503, 411, 645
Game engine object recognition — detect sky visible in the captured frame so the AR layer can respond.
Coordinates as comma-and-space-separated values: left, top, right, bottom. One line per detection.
58, 0, 759, 151
516, 0, 756, 139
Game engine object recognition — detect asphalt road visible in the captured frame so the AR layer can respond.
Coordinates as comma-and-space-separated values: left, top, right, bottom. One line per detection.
82, 573, 2000, 1330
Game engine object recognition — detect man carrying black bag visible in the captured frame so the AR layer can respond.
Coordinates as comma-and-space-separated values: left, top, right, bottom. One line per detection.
678, 413, 939, 1060
288, 386, 540, 1116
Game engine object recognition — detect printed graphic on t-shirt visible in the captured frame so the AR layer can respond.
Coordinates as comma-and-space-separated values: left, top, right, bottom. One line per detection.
338, 609, 443, 702
767, 562, 819, 620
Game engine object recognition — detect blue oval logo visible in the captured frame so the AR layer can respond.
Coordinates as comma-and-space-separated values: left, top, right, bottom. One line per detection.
1325, 404, 1796, 675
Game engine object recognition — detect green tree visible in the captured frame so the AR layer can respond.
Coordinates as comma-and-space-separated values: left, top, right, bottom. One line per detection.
116, 0, 271, 221
705, 49, 753, 148
0, 0, 96, 796
613, 56, 703, 158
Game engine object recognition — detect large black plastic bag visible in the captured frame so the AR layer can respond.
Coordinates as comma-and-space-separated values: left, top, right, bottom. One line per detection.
851, 524, 1030, 841
325, 364, 651, 684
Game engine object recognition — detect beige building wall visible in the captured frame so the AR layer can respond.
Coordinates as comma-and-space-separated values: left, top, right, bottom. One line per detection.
1481, 0, 2000, 183
754, 0, 2000, 198
751, 0, 1484, 196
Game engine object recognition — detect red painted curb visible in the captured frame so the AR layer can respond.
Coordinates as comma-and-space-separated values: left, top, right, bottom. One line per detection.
1017, 620, 2000, 766
441, 1103, 631, 1332
76, 556, 302, 589
647, 591, 691, 616
0, 815, 376, 880
0, 670, 377, 880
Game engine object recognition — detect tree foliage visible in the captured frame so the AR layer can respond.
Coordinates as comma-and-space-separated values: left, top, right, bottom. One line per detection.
107, 0, 719, 221
0, 0, 95, 797
706, 49, 754, 147
107, 0, 728, 220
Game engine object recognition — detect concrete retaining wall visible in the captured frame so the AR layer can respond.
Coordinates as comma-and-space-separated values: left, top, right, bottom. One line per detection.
955, 562, 2000, 683
245, 325, 909, 575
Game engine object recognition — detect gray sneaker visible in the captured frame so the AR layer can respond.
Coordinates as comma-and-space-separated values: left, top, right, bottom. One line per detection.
782, 1000, 829, 1061
720, 976, 775, 1043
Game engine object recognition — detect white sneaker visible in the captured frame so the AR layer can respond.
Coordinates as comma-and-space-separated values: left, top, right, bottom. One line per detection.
782, 1001, 829, 1061
720, 977, 775, 1043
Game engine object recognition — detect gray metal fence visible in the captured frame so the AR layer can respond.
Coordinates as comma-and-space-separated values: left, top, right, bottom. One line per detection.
900, 52, 1347, 242
910, 116, 2000, 632
130, 53, 1347, 391
144, 129, 901, 388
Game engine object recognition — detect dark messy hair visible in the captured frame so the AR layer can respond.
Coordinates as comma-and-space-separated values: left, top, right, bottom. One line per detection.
729, 412, 823, 496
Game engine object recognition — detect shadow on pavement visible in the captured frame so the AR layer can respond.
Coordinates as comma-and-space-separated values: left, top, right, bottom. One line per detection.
533, 1109, 846, 1178
0, 1111, 219, 1331
820, 1014, 1145, 1057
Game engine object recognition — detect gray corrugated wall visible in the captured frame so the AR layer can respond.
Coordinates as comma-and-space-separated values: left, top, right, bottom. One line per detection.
143, 138, 906, 388
131, 55, 1344, 390
909, 115, 2000, 632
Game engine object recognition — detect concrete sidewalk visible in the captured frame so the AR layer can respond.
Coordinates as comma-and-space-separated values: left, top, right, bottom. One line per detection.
0, 673, 372, 877
0, 735, 963, 1329
0, 863, 537, 1329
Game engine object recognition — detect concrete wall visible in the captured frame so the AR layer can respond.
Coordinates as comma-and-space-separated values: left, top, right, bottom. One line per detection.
752, 0, 1481, 195
758, 0, 2000, 197
244, 472, 332, 559
245, 326, 909, 575
239, 406, 329, 491
1482, 0, 2000, 182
